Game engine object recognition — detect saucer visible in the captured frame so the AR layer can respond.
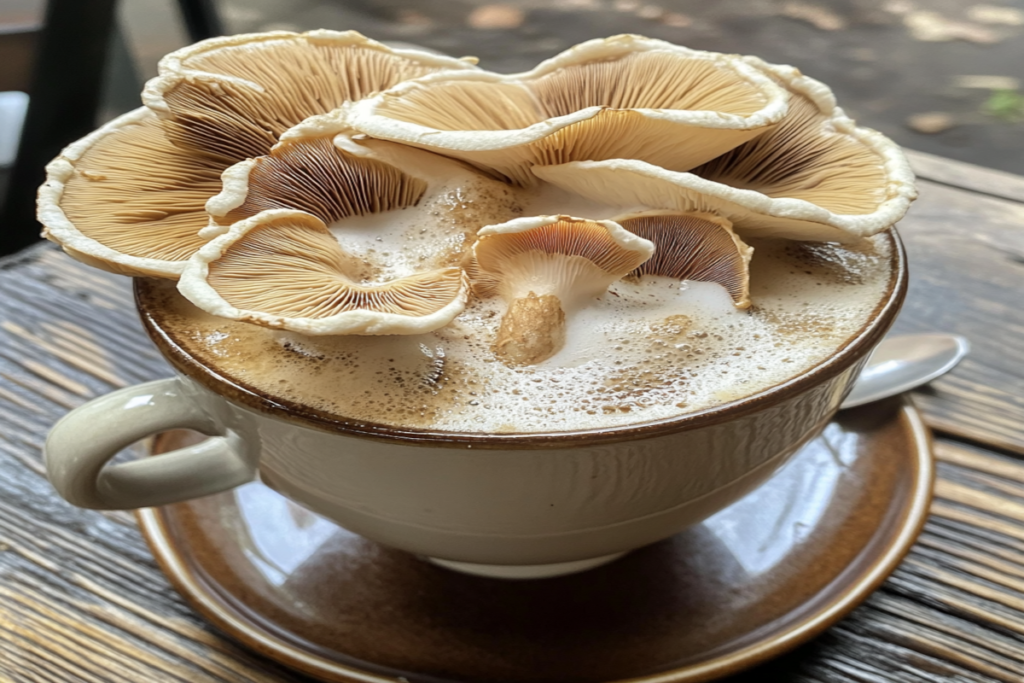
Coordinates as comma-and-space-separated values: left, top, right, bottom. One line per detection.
137, 398, 933, 683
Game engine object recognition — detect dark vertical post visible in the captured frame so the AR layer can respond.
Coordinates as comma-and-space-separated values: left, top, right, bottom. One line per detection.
176, 0, 223, 43
0, 0, 118, 256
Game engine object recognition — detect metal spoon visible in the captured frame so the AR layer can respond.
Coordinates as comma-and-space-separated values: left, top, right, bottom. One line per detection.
840, 333, 970, 409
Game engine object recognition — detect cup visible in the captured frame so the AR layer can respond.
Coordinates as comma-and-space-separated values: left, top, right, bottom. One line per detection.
45, 231, 906, 578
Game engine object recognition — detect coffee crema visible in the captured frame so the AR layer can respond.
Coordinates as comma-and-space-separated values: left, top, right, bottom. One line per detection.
144, 169, 895, 435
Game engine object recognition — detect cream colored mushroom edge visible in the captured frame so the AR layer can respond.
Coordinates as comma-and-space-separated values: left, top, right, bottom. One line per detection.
37, 30, 916, 368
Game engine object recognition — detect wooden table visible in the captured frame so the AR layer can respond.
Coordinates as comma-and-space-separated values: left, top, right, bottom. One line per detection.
1, 150, 1023, 682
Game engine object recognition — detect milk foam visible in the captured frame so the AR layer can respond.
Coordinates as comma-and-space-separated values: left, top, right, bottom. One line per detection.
328, 155, 522, 279
158, 176, 893, 434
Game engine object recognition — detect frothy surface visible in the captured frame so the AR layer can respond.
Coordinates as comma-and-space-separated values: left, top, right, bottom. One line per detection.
152, 227, 893, 434
327, 152, 523, 280
157, 157, 894, 434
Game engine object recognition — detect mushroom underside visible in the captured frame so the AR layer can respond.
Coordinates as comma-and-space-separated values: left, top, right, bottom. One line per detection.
356, 47, 785, 185
52, 111, 223, 276
472, 216, 653, 364
618, 212, 752, 307
157, 40, 471, 164
223, 136, 428, 225
692, 95, 888, 215
183, 211, 468, 335
532, 162, 862, 242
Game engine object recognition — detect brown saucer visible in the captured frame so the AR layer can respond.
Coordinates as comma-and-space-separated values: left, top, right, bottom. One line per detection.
137, 398, 933, 683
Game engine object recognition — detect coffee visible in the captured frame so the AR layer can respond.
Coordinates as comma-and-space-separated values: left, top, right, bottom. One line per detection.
145, 173, 894, 435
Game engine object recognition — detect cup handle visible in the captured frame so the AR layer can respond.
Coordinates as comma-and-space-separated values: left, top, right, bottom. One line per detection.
45, 377, 257, 510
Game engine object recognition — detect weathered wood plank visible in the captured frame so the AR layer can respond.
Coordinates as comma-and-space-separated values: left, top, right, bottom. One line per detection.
906, 149, 1024, 206
891, 178, 1024, 455
0, 245, 308, 683
747, 440, 1024, 683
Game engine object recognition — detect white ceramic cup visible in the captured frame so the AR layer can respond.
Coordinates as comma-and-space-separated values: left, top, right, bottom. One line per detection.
45, 233, 906, 579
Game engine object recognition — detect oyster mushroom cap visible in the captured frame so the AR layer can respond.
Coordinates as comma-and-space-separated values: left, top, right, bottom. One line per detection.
348, 34, 789, 186
37, 107, 223, 278
533, 151, 904, 243
471, 215, 654, 364
533, 56, 916, 242
142, 30, 479, 164
39, 31, 478, 283
615, 211, 753, 308
178, 209, 470, 336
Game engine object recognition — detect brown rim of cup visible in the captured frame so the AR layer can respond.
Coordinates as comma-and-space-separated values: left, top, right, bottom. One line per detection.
136, 228, 908, 450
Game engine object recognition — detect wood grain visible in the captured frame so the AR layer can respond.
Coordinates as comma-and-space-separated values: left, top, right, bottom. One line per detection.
890, 178, 1024, 455
2, 151, 1024, 681
907, 149, 1024, 206
0, 246, 307, 683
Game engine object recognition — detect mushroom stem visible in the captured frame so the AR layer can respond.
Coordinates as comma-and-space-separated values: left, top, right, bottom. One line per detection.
493, 292, 566, 366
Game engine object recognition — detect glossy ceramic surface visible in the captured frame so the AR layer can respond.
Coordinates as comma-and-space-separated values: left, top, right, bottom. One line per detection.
138, 398, 933, 683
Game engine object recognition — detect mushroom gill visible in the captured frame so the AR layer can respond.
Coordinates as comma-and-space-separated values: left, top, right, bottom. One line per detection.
532, 124, 913, 242
38, 108, 224, 278
617, 212, 753, 308
350, 35, 788, 186
145, 31, 477, 165
212, 136, 428, 225
470, 216, 654, 365
179, 210, 469, 335
205, 119, 528, 272
531, 54, 916, 242
156, 77, 285, 164
691, 87, 891, 216
534, 49, 767, 113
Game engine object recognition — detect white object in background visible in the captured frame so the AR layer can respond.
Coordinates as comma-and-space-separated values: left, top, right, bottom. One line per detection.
0, 91, 29, 167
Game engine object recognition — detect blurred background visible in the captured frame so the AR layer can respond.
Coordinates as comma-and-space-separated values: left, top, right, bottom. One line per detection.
1, 0, 1022, 253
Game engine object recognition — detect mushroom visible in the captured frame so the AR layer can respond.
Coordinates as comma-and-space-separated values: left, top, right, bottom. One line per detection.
38, 33, 475, 280
144, 30, 478, 165
178, 209, 470, 335
533, 60, 916, 242
469, 215, 654, 365
615, 211, 753, 308
38, 108, 225, 277
348, 35, 789, 186
691, 57, 916, 221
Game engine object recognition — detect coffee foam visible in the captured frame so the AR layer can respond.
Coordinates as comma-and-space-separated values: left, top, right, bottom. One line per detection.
154, 176, 893, 434
328, 158, 524, 279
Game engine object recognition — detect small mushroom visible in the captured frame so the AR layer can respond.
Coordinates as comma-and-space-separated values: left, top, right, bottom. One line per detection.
144, 30, 478, 165
616, 211, 753, 308
533, 60, 916, 242
349, 35, 788, 186
178, 209, 469, 335
470, 215, 654, 365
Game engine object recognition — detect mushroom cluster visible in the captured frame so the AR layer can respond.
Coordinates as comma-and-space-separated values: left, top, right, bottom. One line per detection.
38, 31, 916, 367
